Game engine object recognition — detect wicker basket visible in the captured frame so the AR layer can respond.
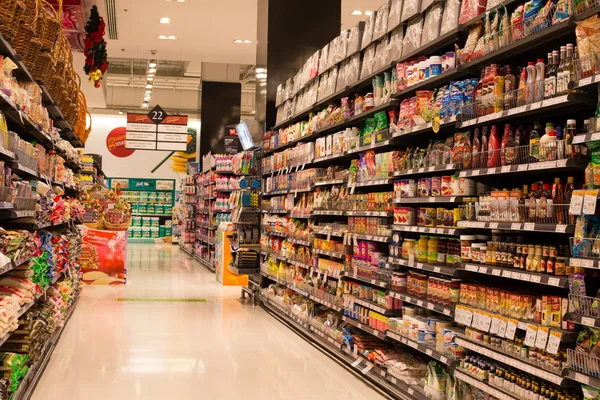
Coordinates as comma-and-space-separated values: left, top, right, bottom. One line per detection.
104, 215, 132, 231
11, 0, 39, 67
0, 0, 24, 41
48, 34, 67, 95
38, 0, 60, 52
83, 215, 103, 230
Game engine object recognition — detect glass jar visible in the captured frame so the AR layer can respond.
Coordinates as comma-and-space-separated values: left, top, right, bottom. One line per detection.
417, 236, 429, 262
428, 236, 439, 264
402, 239, 416, 259
460, 235, 477, 261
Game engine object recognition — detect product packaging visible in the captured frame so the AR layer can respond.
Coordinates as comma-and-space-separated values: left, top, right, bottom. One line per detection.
347, 21, 366, 55
422, 3, 444, 44
388, 27, 404, 62
373, 1, 391, 41
388, 0, 404, 32
402, 0, 422, 21
441, 0, 461, 35
361, 13, 377, 50
403, 16, 424, 56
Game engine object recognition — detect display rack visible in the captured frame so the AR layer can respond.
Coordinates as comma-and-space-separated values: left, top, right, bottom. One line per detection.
258, 1, 600, 398
107, 178, 176, 242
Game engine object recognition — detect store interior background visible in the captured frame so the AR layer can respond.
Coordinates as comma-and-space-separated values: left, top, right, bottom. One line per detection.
80, 0, 381, 180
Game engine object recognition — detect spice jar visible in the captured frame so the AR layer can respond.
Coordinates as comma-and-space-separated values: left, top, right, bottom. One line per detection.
460, 235, 477, 261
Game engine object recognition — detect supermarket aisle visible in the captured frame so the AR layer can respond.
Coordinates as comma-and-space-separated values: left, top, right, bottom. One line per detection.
32, 243, 386, 400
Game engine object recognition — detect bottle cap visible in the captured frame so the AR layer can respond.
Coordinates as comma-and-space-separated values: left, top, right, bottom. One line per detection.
537, 59, 544, 63
549, 131, 556, 137
528, 61, 535, 65
567, 119, 576, 124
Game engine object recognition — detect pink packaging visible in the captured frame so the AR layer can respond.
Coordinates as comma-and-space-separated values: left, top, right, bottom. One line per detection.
431, 176, 441, 197
458, 0, 487, 25
418, 178, 431, 197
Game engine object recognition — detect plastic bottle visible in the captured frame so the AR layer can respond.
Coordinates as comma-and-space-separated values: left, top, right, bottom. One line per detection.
517, 66, 527, 106
535, 59, 545, 102
540, 128, 557, 161
555, 125, 565, 159
488, 125, 501, 168
526, 62, 536, 104
503, 65, 516, 110
472, 128, 481, 169
494, 65, 505, 112
429, 56, 442, 77
480, 127, 489, 168
529, 121, 541, 159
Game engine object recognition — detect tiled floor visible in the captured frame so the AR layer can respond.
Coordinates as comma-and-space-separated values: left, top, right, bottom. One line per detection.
32, 243, 386, 400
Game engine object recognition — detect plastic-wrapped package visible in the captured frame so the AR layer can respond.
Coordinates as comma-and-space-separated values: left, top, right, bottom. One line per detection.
421, 0, 435, 12
319, 44, 330, 75
347, 21, 365, 55
330, 30, 349, 66
388, 26, 404, 62
458, 0, 487, 24
317, 73, 328, 101
373, 1, 391, 41
402, 16, 424, 56
441, 0, 462, 35
309, 50, 320, 81
336, 54, 361, 92
276, 84, 284, 107
360, 44, 377, 78
402, 0, 421, 22
361, 12, 377, 50
422, 3, 443, 44
347, 54, 361, 86
374, 37, 390, 71
487, 0, 503, 9
388, 0, 404, 32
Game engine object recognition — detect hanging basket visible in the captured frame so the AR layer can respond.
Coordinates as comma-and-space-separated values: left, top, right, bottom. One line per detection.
0, 0, 24, 41
38, 0, 60, 52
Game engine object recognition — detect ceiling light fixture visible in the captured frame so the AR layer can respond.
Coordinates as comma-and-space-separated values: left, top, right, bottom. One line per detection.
158, 35, 177, 40
146, 84, 153, 89
142, 103, 149, 109
145, 90, 151, 94
118, 111, 124, 115
364, 10, 373, 15
147, 77, 154, 81
351, 10, 362, 15
243, 40, 252, 43
160, 17, 171, 24
256, 67, 267, 73
234, 39, 252, 44
148, 68, 157, 73
149, 61, 157, 68
256, 73, 267, 79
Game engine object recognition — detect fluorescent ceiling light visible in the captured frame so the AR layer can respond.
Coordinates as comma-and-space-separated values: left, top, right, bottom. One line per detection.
142, 104, 149, 109
364, 10, 373, 15
148, 61, 157, 68
158, 35, 177, 40
118, 111, 124, 115
351, 10, 362, 15
147, 74, 155, 78
145, 90, 152, 94
256, 67, 267, 73
160, 17, 171, 24
147, 77, 154, 81
243, 40, 252, 43
234, 39, 252, 44
148, 68, 157, 73
146, 84, 153, 89
256, 73, 267, 79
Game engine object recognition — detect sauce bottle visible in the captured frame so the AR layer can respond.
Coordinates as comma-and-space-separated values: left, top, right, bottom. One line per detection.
532, 245, 543, 272
493, 65, 505, 112
528, 183, 540, 220
504, 65, 516, 110
538, 184, 549, 220
553, 177, 565, 223
472, 128, 481, 169
565, 119, 579, 158
535, 59, 545, 102
480, 127, 489, 168
488, 125, 501, 168
529, 121, 541, 159
547, 246, 556, 274
517, 66, 527, 106
526, 61, 537, 104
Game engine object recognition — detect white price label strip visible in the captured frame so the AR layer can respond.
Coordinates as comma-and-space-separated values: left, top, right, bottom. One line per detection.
570, 190, 585, 215
583, 189, 600, 215
535, 326, 549, 349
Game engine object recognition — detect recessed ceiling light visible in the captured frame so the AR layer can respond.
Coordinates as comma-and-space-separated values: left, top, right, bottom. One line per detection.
146, 84, 153, 89
147, 74, 155, 79
243, 40, 252, 43
351, 10, 362, 15
256, 73, 267, 79
147, 78, 154, 82
160, 17, 171, 24
118, 111, 124, 115
364, 10, 373, 15
145, 90, 151, 94
233, 39, 243, 43
142, 103, 149, 109
256, 67, 267, 73
158, 35, 177, 40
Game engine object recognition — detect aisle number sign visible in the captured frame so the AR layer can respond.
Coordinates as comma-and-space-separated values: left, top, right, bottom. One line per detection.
125, 105, 188, 151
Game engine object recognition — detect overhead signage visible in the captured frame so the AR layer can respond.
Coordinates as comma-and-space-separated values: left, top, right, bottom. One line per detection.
125, 105, 188, 151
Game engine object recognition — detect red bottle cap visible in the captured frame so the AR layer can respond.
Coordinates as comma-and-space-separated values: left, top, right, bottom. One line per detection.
528, 62, 535, 65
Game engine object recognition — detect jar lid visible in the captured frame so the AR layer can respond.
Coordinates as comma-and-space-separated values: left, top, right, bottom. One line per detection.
472, 243, 485, 248
460, 235, 477, 240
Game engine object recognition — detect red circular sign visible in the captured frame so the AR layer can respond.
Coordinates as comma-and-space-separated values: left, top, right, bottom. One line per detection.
106, 127, 135, 158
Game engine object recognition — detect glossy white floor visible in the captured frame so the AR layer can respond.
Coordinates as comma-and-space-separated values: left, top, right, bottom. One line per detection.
32, 243, 387, 400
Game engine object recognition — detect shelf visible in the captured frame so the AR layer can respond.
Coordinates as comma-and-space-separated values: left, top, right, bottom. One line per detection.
563, 312, 600, 329
455, 336, 567, 386
262, 230, 287, 238
312, 210, 345, 216
261, 209, 290, 214
461, 263, 569, 288
390, 291, 454, 317
562, 369, 600, 389
341, 316, 387, 339
388, 257, 460, 277
458, 158, 588, 178
457, 220, 574, 234
353, 178, 393, 188
312, 248, 347, 259
132, 213, 172, 217
348, 233, 392, 243
263, 187, 312, 197
340, 271, 389, 289
349, 296, 400, 316
392, 196, 463, 204
345, 210, 392, 217
195, 255, 216, 272
572, 131, 600, 145
390, 225, 462, 236
312, 228, 345, 237
455, 371, 519, 400
386, 331, 458, 368
287, 237, 311, 246
314, 179, 345, 187
390, 163, 461, 178
261, 271, 342, 309
393, 116, 458, 139
289, 212, 312, 219
458, 93, 592, 129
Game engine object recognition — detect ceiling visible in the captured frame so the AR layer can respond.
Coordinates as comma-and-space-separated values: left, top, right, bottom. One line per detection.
95, 0, 258, 65
83, 0, 386, 114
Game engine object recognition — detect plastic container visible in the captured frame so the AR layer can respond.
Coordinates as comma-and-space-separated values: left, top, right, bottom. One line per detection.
460, 235, 477, 261
429, 56, 442, 76
526, 61, 536, 104
535, 58, 545, 102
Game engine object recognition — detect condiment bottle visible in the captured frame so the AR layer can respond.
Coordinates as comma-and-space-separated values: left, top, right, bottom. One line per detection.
532, 245, 543, 272
565, 119, 579, 158
518, 66, 527, 105
472, 128, 481, 169
529, 121, 541, 159
494, 65, 505, 112
526, 244, 535, 271
540, 246, 549, 273
528, 183, 540, 220
514, 244, 522, 269
480, 127, 489, 168
488, 125, 501, 168
547, 246, 556, 274
544, 52, 557, 99
504, 65, 516, 110
526, 62, 537, 104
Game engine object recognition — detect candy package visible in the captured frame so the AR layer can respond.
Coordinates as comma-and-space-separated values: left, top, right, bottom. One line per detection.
360, 44, 377, 79
511, 5, 525, 42
388, 27, 404, 63
553, 0, 571, 24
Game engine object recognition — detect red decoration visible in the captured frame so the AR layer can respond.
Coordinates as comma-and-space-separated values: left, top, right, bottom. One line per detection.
83, 5, 108, 87
106, 127, 135, 158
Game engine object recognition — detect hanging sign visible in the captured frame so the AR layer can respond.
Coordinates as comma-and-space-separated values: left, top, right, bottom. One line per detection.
126, 105, 189, 151
106, 127, 135, 157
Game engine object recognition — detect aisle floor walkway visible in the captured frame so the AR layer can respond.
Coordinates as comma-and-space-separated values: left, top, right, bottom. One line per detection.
32, 243, 387, 400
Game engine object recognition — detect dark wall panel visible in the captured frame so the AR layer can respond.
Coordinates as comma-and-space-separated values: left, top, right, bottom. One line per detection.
260, 0, 341, 129
200, 81, 241, 158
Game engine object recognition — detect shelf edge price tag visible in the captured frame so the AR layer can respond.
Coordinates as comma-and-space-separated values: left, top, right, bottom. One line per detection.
505, 318, 517, 340
583, 189, 599, 215
535, 326, 549, 349
523, 324, 538, 347
545, 330, 562, 355
570, 190, 585, 215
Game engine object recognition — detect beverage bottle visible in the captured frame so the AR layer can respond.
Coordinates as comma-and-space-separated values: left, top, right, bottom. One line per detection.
553, 177, 565, 223
529, 121, 541, 159
565, 176, 576, 224
504, 65, 516, 110
526, 62, 536, 104
540, 122, 556, 161
544, 52, 555, 99
517, 66, 527, 106
503, 126, 517, 165
535, 58, 545, 102
493, 64, 505, 112
564, 44, 575, 91
484, 66, 492, 114
557, 46, 567, 94
565, 119, 579, 158
529, 183, 540, 221
556, 125, 565, 159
